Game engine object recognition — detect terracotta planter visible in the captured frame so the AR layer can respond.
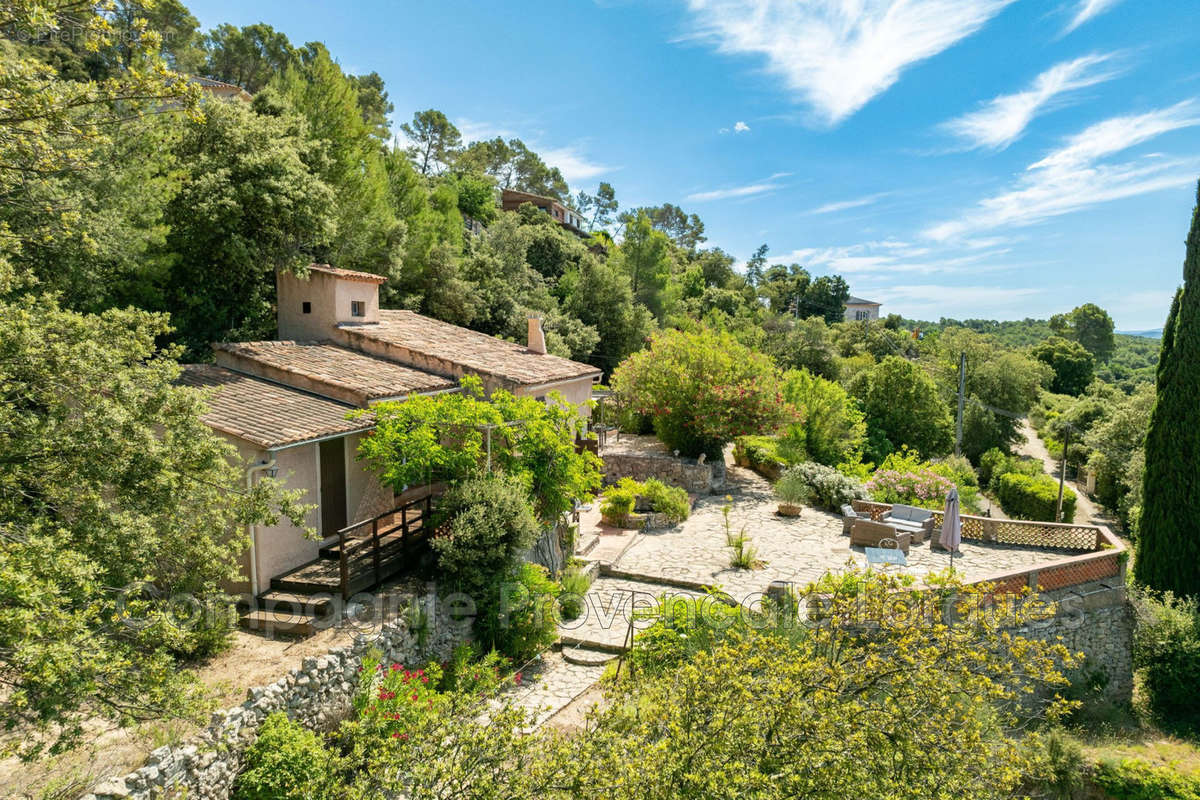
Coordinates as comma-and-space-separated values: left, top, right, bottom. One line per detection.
777, 502, 804, 517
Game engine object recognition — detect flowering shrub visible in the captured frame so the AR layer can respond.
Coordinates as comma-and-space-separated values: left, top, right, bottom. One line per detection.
778, 462, 867, 510
866, 448, 981, 510
865, 468, 955, 509
610, 328, 793, 459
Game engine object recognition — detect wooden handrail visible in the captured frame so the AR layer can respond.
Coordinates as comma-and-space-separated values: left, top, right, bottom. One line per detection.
334, 491, 442, 598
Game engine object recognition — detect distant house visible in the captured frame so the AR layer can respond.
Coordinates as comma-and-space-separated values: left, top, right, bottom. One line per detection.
844, 296, 882, 322
183, 264, 600, 599
501, 188, 588, 236
190, 75, 253, 103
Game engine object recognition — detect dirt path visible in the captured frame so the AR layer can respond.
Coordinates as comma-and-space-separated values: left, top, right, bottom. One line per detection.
1015, 419, 1112, 528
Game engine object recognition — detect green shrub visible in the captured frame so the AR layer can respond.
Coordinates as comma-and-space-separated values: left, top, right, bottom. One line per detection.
733, 435, 789, 476
1093, 757, 1200, 800
1134, 590, 1200, 733
559, 565, 592, 621
780, 462, 867, 510
432, 475, 541, 599
602, 478, 689, 523
610, 328, 792, 459
1023, 728, 1086, 800
640, 478, 690, 522
479, 562, 560, 662
629, 594, 746, 676
979, 448, 1043, 491
599, 487, 636, 521
233, 713, 341, 800
995, 472, 1076, 522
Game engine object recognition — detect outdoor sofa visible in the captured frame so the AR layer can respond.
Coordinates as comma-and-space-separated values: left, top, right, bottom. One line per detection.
880, 504, 935, 544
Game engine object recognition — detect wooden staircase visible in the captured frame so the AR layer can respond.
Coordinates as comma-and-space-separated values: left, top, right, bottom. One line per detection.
239, 495, 437, 636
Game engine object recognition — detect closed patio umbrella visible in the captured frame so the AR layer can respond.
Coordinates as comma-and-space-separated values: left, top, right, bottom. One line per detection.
939, 487, 961, 559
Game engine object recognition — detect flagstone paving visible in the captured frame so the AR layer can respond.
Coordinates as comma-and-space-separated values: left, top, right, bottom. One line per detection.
507, 652, 606, 729
610, 465, 1080, 604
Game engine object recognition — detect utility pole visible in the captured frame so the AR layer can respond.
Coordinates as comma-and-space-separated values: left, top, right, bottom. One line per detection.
1056, 425, 1072, 523
955, 352, 966, 457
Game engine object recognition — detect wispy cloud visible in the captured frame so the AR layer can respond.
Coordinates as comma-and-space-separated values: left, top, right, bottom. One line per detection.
925, 102, 1200, 241
734, 120, 751, 132
687, 173, 789, 202
455, 117, 516, 143
1063, 0, 1122, 34
942, 53, 1121, 150
682, 0, 1015, 125
806, 192, 892, 215
540, 145, 614, 183
687, 182, 780, 202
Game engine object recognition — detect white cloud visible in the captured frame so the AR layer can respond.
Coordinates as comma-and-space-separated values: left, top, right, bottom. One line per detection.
734, 120, 751, 132
1063, 0, 1122, 34
686, 181, 782, 202
925, 102, 1200, 241
806, 191, 891, 215
942, 53, 1121, 150
539, 145, 613, 183
870, 284, 1043, 318
683, 0, 1015, 125
455, 117, 516, 143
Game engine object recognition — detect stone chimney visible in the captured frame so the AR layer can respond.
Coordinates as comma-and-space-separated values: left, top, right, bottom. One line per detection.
527, 316, 546, 355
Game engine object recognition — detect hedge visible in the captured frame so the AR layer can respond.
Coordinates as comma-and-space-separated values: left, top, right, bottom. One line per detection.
995, 472, 1076, 523
733, 435, 788, 480
1093, 757, 1200, 800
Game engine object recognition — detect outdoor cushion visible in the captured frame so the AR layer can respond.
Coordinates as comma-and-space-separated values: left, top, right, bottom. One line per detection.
889, 504, 933, 523
841, 504, 858, 518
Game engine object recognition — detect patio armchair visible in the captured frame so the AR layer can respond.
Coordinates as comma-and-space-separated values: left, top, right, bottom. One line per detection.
881, 504, 935, 545
849, 519, 911, 554
840, 504, 868, 535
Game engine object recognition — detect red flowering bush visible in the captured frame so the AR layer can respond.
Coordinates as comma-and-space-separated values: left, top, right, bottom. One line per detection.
345, 649, 512, 748
611, 328, 794, 459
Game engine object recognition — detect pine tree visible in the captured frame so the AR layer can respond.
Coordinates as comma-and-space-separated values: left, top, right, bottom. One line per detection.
1138, 181, 1200, 596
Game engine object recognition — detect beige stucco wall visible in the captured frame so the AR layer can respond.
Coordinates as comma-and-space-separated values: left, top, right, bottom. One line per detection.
843, 304, 881, 322
344, 431, 395, 523
515, 376, 594, 419
253, 442, 322, 593
277, 270, 379, 341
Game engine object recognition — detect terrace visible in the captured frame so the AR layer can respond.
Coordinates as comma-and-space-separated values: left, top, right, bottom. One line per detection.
563, 464, 1124, 652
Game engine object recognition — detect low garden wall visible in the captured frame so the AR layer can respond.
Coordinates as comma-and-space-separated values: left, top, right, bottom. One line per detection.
81, 591, 467, 800
600, 435, 724, 494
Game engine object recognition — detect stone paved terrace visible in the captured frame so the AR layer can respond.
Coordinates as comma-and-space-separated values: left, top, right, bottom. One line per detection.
602, 465, 1082, 605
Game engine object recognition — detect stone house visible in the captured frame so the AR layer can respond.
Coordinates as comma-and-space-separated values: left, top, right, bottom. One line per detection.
184, 264, 601, 596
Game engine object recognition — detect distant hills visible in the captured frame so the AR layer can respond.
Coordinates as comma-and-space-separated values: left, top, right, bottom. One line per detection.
1117, 329, 1163, 339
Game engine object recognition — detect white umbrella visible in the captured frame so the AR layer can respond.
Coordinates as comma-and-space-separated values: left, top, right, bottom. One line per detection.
939, 487, 961, 557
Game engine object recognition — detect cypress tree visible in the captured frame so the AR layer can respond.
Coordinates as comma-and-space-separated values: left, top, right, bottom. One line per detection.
1138, 181, 1200, 596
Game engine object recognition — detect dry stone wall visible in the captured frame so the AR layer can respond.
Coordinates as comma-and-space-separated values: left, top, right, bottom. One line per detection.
81, 591, 467, 800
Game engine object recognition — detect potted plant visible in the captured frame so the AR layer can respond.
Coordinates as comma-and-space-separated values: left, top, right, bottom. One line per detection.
774, 471, 812, 517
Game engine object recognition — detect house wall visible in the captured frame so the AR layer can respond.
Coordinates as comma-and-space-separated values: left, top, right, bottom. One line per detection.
343, 431, 395, 523
277, 270, 379, 341
252, 442, 322, 592
843, 304, 881, 322
514, 376, 594, 418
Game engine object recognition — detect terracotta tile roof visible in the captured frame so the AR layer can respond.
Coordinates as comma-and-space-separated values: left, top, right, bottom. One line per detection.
307, 263, 387, 284
340, 310, 602, 387
179, 365, 370, 449
212, 341, 457, 405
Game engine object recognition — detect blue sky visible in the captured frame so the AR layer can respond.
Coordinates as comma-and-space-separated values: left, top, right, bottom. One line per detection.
187, 0, 1200, 328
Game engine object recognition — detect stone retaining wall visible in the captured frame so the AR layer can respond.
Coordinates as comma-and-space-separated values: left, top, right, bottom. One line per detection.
600, 436, 723, 494
1021, 579, 1134, 704
82, 591, 467, 800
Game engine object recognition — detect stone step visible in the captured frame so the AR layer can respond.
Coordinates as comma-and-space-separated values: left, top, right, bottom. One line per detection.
561, 645, 619, 667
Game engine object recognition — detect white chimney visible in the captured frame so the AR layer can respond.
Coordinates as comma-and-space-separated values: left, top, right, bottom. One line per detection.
527, 316, 546, 355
